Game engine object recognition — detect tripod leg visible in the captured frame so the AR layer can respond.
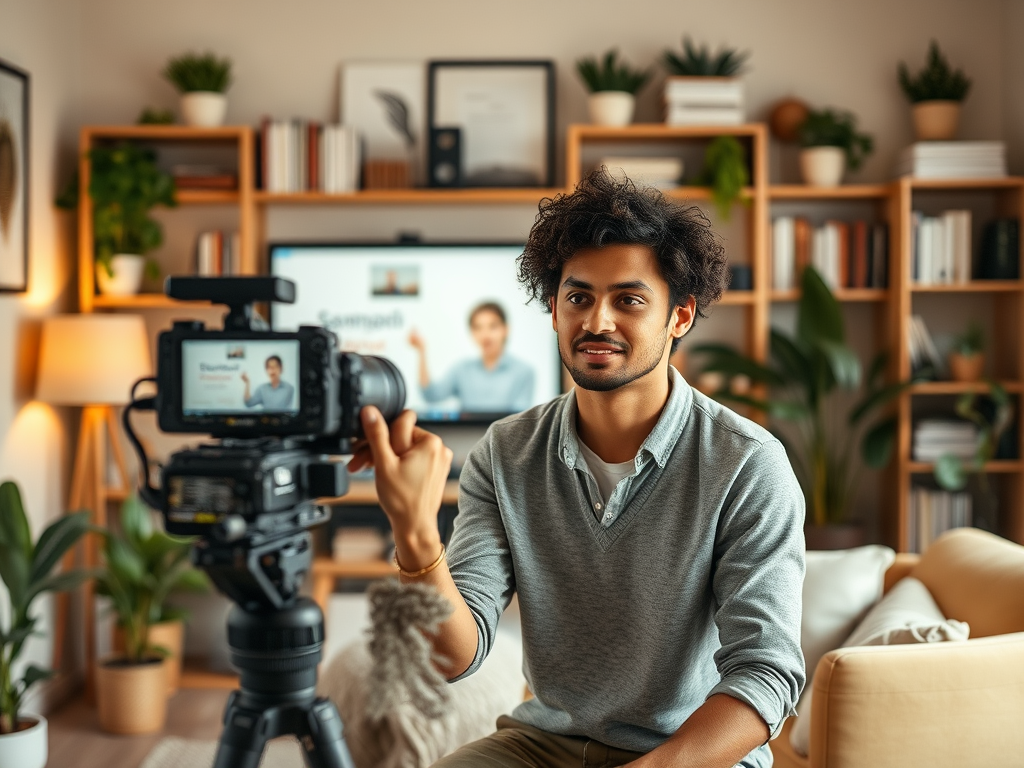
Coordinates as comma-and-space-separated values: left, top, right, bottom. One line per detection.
297, 698, 356, 768
213, 692, 272, 768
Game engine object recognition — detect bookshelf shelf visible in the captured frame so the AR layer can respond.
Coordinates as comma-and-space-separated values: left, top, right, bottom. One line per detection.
907, 177, 1024, 191
718, 290, 756, 305
771, 288, 888, 303
92, 294, 212, 309
666, 186, 755, 202
909, 381, 1024, 395
253, 188, 562, 205
175, 189, 240, 204
906, 460, 1024, 474
769, 184, 891, 200
567, 123, 765, 141
910, 281, 1024, 293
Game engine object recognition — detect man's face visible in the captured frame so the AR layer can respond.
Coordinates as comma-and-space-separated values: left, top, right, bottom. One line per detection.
551, 244, 692, 392
266, 359, 282, 386
470, 310, 507, 358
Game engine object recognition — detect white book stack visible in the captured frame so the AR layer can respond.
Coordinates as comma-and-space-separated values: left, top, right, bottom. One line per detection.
810, 222, 842, 290
664, 78, 744, 126
907, 315, 944, 376
196, 230, 241, 276
600, 156, 684, 189
321, 125, 359, 194
772, 216, 796, 290
896, 141, 1007, 179
262, 120, 360, 193
911, 210, 972, 285
909, 487, 973, 553
912, 418, 980, 462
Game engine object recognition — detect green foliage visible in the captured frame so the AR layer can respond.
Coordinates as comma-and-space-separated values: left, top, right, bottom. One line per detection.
94, 496, 206, 665
576, 50, 651, 94
137, 107, 175, 125
899, 41, 971, 104
799, 108, 874, 172
0, 481, 89, 734
934, 382, 1014, 492
693, 268, 918, 526
663, 36, 750, 77
163, 52, 233, 94
695, 136, 749, 220
952, 322, 984, 356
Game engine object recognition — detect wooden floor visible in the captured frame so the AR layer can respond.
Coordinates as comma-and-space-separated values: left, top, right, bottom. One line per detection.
48, 688, 232, 768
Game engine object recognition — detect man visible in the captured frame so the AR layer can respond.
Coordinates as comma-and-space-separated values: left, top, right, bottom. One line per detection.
241, 354, 295, 411
349, 170, 805, 768
408, 302, 536, 414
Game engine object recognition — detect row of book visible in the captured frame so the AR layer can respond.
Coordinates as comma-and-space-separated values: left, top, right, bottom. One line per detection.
195, 230, 242, 276
908, 487, 973, 553
771, 218, 889, 291
258, 119, 360, 193
912, 418, 979, 462
663, 78, 744, 126
911, 210, 973, 285
906, 315, 944, 377
897, 141, 1006, 180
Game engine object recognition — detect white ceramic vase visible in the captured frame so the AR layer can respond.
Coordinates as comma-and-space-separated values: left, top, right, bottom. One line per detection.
799, 146, 846, 187
588, 91, 635, 127
181, 92, 227, 127
0, 714, 47, 768
96, 254, 146, 296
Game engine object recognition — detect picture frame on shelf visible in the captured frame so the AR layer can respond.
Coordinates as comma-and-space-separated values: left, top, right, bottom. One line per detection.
0, 58, 28, 293
428, 60, 555, 188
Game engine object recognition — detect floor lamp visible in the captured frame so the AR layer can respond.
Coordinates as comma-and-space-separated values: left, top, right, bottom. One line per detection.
35, 314, 152, 697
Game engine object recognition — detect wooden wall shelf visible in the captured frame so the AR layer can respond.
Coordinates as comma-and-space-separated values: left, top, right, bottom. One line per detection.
253, 188, 562, 205
769, 184, 892, 200
910, 281, 1024, 293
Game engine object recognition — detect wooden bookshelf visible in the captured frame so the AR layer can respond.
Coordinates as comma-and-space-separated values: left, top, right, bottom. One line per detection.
769, 184, 892, 200
910, 281, 1024, 293
253, 188, 562, 205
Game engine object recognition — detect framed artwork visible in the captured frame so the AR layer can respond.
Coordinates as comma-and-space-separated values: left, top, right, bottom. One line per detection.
341, 61, 425, 185
428, 60, 555, 188
0, 58, 28, 293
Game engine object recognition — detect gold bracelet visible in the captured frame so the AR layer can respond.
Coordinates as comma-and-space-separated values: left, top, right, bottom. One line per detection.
394, 543, 446, 578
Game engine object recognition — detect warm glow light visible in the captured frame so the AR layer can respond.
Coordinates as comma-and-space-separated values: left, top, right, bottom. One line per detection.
35, 315, 152, 405
0, 401, 64, 473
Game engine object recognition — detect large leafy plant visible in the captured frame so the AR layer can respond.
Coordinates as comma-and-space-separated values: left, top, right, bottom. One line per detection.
95, 496, 205, 665
663, 37, 749, 77
694, 267, 914, 526
799, 108, 874, 172
899, 41, 971, 104
0, 481, 89, 734
576, 50, 651, 94
164, 52, 233, 94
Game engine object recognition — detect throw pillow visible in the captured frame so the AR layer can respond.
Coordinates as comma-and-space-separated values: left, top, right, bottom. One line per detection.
790, 576, 970, 756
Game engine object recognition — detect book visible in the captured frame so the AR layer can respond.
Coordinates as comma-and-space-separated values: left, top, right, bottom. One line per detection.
851, 220, 868, 288
897, 141, 1007, 179
600, 156, 684, 188
772, 216, 796, 290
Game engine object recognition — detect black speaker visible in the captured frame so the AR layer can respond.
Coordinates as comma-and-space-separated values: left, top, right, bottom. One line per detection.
428, 127, 461, 187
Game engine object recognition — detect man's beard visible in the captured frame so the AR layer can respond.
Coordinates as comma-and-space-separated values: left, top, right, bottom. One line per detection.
560, 331, 668, 392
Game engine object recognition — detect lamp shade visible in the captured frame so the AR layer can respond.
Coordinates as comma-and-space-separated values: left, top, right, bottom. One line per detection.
36, 315, 152, 405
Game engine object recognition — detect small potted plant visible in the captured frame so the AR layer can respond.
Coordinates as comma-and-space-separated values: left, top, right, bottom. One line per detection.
662, 37, 749, 125
798, 108, 874, 187
948, 322, 984, 382
164, 51, 233, 127
94, 496, 205, 734
899, 41, 971, 141
576, 49, 651, 127
0, 482, 89, 768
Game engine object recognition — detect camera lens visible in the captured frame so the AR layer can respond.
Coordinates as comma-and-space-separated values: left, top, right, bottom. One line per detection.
358, 355, 406, 422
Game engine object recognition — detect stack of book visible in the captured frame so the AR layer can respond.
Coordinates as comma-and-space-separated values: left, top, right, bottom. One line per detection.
195, 230, 241, 276
896, 141, 1007, 179
259, 119, 360, 193
912, 418, 980, 462
771, 217, 888, 291
663, 78, 744, 126
908, 487, 973, 553
172, 164, 237, 191
907, 315, 944, 377
911, 210, 973, 284
600, 156, 684, 189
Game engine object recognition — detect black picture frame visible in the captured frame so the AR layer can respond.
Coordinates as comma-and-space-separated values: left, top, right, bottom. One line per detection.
427, 60, 555, 188
0, 57, 28, 294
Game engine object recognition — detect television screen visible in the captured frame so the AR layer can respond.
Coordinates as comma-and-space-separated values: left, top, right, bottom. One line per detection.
270, 243, 561, 423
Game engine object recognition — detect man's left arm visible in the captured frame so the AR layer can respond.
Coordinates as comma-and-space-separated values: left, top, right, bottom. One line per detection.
629, 439, 806, 768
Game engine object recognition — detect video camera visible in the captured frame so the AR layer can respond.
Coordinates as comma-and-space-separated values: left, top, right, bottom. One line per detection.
123, 276, 405, 768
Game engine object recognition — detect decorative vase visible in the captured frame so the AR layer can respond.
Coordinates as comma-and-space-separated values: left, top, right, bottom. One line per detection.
96, 657, 169, 734
95, 254, 145, 296
948, 352, 984, 382
587, 91, 636, 127
180, 92, 227, 128
912, 101, 961, 141
113, 620, 185, 695
799, 146, 846, 187
0, 715, 47, 768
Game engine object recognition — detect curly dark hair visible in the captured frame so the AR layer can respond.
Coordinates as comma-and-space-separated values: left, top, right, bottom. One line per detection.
517, 169, 728, 351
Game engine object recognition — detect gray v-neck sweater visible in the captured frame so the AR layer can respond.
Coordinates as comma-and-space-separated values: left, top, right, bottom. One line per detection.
447, 370, 805, 767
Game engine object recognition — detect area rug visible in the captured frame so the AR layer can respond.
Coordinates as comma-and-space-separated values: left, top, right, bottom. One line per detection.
140, 736, 305, 768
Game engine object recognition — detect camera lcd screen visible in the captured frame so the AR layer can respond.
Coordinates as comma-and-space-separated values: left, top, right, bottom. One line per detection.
181, 339, 301, 415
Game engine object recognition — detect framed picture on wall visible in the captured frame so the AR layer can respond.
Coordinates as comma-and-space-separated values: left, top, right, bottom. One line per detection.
428, 60, 555, 188
0, 58, 28, 293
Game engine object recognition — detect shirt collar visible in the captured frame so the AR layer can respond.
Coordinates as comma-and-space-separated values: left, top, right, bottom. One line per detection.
558, 366, 693, 471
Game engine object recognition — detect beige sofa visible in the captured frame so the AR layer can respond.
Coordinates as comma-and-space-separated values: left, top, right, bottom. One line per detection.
771, 527, 1024, 768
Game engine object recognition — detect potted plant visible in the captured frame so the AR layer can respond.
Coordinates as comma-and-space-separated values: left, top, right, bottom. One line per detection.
163, 52, 233, 127
695, 135, 749, 220
576, 50, 651, 127
899, 41, 971, 141
948, 322, 985, 382
94, 496, 205, 734
798, 108, 873, 187
694, 267, 917, 548
0, 482, 89, 768
662, 37, 749, 125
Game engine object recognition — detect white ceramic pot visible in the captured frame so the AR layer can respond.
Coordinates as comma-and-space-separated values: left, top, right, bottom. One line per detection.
0, 714, 47, 768
799, 146, 846, 187
587, 91, 635, 127
912, 100, 960, 141
95, 254, 146, 296
180, 92, 227, 128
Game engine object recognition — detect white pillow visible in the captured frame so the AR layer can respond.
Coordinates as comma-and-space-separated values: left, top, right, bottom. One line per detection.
790, 576, 970, 756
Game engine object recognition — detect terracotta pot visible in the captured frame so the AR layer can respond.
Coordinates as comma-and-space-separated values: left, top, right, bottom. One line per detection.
804, 524, 866, 551
587, 91, 635, 127
113, 620, 184, 695
799, 146, 845, 187
0, 715, 47, 768
95, 657, 168, 734
912, 101, 961, 141
948, 352, 984, 382
181, 92, 227, 127
95, 254, 145, 296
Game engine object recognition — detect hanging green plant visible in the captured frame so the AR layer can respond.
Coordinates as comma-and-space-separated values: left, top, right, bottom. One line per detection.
695, 135, 749, 220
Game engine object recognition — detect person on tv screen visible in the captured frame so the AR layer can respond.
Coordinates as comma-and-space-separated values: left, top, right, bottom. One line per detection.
241, 355, 295, 411
407, 302, 535, 414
